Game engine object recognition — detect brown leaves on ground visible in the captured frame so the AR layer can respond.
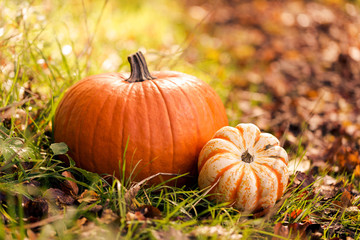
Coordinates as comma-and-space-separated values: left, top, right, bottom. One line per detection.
77, 189, 99, 204
0, 97, 36, 123
276, 172, 360, 239
23, 197, 49, 223
8, 171, 163, 236
273, 221, 323, 240
0, 79, 43, 133
182, 1, 360, 236
150, 225, 243, 240
184, 0, 360, 179
126, 205, 162, 221
327, 142, 360, 177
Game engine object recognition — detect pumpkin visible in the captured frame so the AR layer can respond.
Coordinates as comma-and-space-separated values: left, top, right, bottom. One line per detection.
198, 123, 289, 212
54, 51, 228, 185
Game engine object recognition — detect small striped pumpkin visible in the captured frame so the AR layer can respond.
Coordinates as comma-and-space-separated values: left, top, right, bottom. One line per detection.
198, 123, 289, 212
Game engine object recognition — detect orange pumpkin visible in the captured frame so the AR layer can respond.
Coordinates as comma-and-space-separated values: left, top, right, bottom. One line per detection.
198, 123, 289, 212
54, 51, 228, 185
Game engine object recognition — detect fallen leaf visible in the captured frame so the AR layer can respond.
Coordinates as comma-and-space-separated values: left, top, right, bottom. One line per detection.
26, 229, 39, 240
273, 222, 289, 239
354, 165, 360, 178
288, 158, 311, 173
135, 205, 162, 219
273, 222, 310, 239
315, 184, 337, 200
191, 225, 242, 240
321, 175, 338, 185
77, 189, 99, 203
126, 211, 146, 221
88, 205, 103, 214
340, 189, 353, 208
293, 172, 315, 189
345, 206, 360, 216
23, 197, 49, 223
61, 171, 79, 196
76, 217, 87, 228
152, 227, 189, 240
43, 188, 75, 206
99, 209, 118, 224
305, 224, 323, 239
353, 196, 360, 205
290, 209, 302, 220
124, 184, 140, 208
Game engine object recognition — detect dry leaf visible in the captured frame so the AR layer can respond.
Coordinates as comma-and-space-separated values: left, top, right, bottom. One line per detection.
293, 172, 315, 189
61, 171, 79, 196
288, 158, 311, 173
290, 209, 303, 220
43, 188, 75, 206
345, 206, 360, 216
126, 211, 146, 221
273, 222, 289, 240
135, 205, 162, 219
77, 189, 99, 203
76, 217, 88, 228
152, 227, 188, 240
26, 229, 39, 240
273, 222, 311, 239
124, 184, 140, 208
191, 225, 242, 240
23, 197, 49, 222
340, 189, 353, 208
99, 209, 118, 224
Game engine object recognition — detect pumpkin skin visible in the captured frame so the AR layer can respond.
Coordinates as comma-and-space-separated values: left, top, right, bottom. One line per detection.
198, 123, 289, 212
54, 52, 228, 185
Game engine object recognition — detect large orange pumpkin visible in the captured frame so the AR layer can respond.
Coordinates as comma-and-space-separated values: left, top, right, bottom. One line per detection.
198, 123, 289, 212
53, 51, 228, 185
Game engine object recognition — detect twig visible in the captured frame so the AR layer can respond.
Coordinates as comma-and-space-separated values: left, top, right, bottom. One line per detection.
192, 177, 221, 208
124, 172, 182, 208
23, 215, 64, 229
133, 172, 181, 189
0, 97, 36, 114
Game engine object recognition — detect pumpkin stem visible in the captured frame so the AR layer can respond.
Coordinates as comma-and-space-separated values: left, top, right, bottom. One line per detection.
126, 51, 156, 83
241, 150, 254, 163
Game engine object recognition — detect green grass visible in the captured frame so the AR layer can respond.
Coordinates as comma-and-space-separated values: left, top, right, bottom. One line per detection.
1, 0, 360, 239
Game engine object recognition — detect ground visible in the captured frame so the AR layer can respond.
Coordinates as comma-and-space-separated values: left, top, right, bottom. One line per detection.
0, 0, 360, 239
